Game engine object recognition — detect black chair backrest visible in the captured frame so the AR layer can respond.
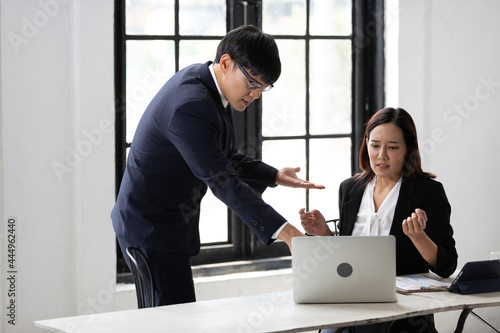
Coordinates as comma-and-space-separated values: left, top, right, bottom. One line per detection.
126, 246, 155, 308
326, 219, 340, 236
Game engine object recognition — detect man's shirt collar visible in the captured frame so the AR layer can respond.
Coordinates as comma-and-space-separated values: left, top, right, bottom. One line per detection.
209, 63, 229, 109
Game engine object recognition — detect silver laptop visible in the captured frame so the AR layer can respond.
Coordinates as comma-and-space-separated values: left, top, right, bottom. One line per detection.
292, 235, 397, 303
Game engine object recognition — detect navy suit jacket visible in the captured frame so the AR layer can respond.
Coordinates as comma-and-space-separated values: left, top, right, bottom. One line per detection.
338, 176, 458, 277
112, 62, 286, 255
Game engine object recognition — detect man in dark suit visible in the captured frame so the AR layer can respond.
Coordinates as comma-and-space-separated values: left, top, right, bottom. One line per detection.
112, 25, 324, 306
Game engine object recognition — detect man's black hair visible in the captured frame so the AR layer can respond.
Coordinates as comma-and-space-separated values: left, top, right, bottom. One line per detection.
215, 25, 281, 85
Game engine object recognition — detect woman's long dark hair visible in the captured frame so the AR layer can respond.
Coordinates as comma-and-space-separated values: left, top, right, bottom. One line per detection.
356, 107, 435, 186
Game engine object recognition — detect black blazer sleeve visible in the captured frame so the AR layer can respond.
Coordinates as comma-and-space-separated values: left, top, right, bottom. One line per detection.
167, 100, 286, 245
412, 180, 457, 277
112, 63, 286, 253
230, 148, 278, 194
391, 178, 458, 277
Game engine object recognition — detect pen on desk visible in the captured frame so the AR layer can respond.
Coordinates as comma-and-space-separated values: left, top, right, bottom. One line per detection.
420, 286, 448, 290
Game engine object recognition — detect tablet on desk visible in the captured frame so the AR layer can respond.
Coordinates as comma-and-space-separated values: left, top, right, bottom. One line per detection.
449, 260, 500, 295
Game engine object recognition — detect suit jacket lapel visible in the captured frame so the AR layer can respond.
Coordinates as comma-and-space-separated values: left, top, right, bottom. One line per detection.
201, 61, 223, 108
341, 182, 364, 235
222, 106, 235, 155
200, 62, 234, 156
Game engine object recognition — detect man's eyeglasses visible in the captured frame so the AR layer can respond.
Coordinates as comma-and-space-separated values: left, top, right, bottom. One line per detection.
235, 62, 274, 92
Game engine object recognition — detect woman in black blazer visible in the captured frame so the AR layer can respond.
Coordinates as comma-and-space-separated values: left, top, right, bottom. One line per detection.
300, 107, 458, 333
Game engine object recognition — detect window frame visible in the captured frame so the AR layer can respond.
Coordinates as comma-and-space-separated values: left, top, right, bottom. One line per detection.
115, 0, 384, 279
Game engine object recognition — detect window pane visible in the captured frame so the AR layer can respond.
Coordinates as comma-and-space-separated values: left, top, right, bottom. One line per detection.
309, 138, 351, 223
310, 0, 352, 36
126, 0, 175, 35
309, 40, 351, 135
199, 190, 228, 243
262, 0, 306, 35
262, 40, 306, 137
179, 40, 220, 70
179, 0, 226, 36
262, 140, 306, 231
126, 40, 175, 142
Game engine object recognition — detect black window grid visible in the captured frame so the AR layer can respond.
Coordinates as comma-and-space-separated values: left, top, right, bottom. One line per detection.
115, 0, 384, 278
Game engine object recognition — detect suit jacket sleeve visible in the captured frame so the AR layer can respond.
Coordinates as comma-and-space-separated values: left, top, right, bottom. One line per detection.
391, 178, 458, 277
419, 180, 458, 277
166, 100, 286, 244
230, 148, 278, 194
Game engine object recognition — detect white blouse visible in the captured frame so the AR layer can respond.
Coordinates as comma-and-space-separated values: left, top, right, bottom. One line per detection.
352, 176, 403, 236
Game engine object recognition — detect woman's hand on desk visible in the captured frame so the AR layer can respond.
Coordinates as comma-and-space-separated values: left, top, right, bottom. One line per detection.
299, 208, 333, 236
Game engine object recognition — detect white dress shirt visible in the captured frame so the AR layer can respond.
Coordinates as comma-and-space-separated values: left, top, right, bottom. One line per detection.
209, 63, 229, 108
352, 176, 402, 236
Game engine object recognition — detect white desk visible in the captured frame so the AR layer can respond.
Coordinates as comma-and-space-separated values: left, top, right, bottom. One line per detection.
409, 288, 500, 332
34, 289, 500, 333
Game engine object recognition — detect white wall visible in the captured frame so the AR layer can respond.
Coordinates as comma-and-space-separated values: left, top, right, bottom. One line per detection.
0, 0, 116, 332
390, 0, 500, 331
1, 0, 499, 332
0, 1, 291, 332
398, 0, 500, 275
